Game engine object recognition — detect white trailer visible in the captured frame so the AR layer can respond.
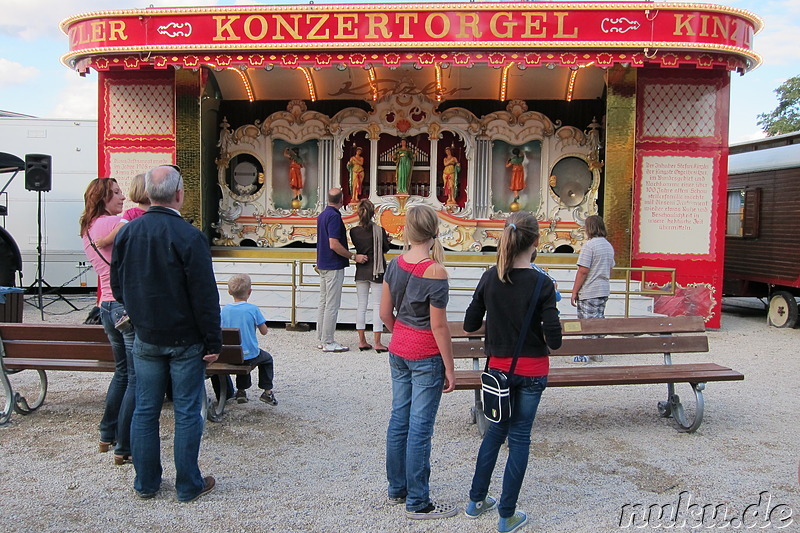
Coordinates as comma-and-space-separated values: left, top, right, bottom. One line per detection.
0, 117, 98, 289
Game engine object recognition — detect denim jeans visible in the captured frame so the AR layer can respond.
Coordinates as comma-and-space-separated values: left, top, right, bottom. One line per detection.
237, 349, 274, 391
210, 349, 275, 399
98, 300, 136, 456
131, 338, 207, 501
469, 374, 548, 518
386, 353, 445, 512
316, 268, 344, 345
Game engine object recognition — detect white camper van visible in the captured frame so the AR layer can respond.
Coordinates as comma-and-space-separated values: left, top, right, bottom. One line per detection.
0, 116, 98, 290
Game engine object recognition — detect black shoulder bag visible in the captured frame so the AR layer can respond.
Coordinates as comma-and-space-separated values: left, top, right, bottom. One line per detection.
481, 272, 545, 423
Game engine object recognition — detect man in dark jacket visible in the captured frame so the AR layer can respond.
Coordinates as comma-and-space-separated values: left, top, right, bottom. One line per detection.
111, 164, 220, 502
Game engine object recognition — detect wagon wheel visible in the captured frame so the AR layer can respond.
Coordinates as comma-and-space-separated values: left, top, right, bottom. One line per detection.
767, 291, 799, 328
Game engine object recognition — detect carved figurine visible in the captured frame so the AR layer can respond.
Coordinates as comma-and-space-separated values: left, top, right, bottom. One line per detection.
284, 147, 304, 201
348, 146, 365, 204
393, 138, 414, 194
442, 146, 460, 206
506, 148, 525, 200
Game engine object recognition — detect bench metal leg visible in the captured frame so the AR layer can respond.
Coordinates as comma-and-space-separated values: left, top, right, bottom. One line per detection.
657, 382, 705, 433
468, 389, 488, 437
12, 369, 48, 416
1, 341, 48, 424
0, 355, 13, 425
205, 376, 228, 423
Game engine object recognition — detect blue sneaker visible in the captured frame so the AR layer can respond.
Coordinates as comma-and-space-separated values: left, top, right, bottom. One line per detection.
465, 496, 497, 518
570, 355, 590, 364
498, 511, 528, 533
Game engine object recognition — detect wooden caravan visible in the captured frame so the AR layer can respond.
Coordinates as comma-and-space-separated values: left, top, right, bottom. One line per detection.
725, 133, 800, 327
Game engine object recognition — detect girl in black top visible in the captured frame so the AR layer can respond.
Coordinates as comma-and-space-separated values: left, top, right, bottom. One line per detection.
463, 211, 562, 533
349, 199, 392, 351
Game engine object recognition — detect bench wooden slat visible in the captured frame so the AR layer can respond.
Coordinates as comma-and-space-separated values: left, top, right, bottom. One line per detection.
560, 316, 706, 336
206, 362, 255, 375
452, 335, 709, 359
3, 342, 115, 360
453, 363, 743, 390
448, 316, 706, 340
0, 324, 241, 344
3, 341, 243, 364
3, 358, 116, 372
550, 335, 709, 356
0, 324, 110, 342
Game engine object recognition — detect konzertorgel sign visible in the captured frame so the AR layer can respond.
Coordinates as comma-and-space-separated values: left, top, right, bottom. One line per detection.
61, 3, 761, 67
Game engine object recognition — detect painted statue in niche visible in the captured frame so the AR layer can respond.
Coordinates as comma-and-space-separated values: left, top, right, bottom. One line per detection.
348, 146, 365, 204
507, 148, 526, 200
442, 146, 460, 206
394, 138, 414, 194
490, 140, 541, 213
285, 147, 304, 201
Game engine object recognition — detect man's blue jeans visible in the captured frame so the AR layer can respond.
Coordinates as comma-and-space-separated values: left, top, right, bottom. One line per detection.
131, 338, 206, 501
469, 375, 548, 518
386, 353, 444, 512
98, 300, 135, 456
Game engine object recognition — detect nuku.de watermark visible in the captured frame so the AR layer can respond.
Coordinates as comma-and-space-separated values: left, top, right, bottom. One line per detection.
619, 491, 793, 529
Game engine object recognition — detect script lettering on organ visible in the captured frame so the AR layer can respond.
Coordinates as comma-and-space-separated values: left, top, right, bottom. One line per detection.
638, 155, 715, 256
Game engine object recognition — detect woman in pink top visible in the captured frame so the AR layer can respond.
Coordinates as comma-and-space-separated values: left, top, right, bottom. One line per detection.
79, 178, 135, 465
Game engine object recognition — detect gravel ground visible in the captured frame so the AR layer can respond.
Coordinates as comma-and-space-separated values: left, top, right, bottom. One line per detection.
0, 295, 797, 532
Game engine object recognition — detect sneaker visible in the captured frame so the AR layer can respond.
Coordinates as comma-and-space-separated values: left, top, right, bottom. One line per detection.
260, 391, 278, 406
135, 490, 157, 500
465, 496, 497, 519
406, 501, 458, 520
498, 511, 527, 533
589, 355, 604, 362
570, 355, 590, 364
322, 342, 349, 353
235, 390, 248, 404
181, 475, 215, 503
387, 495, 406, 506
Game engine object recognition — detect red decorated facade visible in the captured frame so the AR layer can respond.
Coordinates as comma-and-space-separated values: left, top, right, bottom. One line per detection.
61, 2, 763, 327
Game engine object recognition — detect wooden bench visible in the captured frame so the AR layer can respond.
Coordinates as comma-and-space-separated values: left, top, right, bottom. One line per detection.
449, 316, 744, 435
0, 324, 250, 425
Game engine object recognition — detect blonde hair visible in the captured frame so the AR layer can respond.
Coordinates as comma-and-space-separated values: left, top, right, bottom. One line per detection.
497, 211, 540, 283
403, 205, 445, 266
127, 173, 149, 205
227, 273, 252, 300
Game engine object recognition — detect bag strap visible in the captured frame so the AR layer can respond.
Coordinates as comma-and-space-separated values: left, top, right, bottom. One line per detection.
484, 272, 546, 376
395, 259, 430, 313
88, 230, 111, 266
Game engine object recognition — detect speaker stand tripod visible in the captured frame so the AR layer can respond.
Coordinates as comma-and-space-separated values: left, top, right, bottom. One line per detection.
27, 189, 78, 319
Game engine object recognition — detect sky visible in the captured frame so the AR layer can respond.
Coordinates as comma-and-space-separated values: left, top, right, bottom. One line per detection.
0, 0, 797, 144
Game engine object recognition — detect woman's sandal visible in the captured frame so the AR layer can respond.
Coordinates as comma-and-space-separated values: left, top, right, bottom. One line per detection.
359, 345, 373, 351
99, 441, 115, 453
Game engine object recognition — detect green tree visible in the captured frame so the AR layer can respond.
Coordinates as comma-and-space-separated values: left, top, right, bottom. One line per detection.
757, 75, 800, 136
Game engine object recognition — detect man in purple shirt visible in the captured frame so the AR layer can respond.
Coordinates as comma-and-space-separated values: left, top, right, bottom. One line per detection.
316, 188, 366, 352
